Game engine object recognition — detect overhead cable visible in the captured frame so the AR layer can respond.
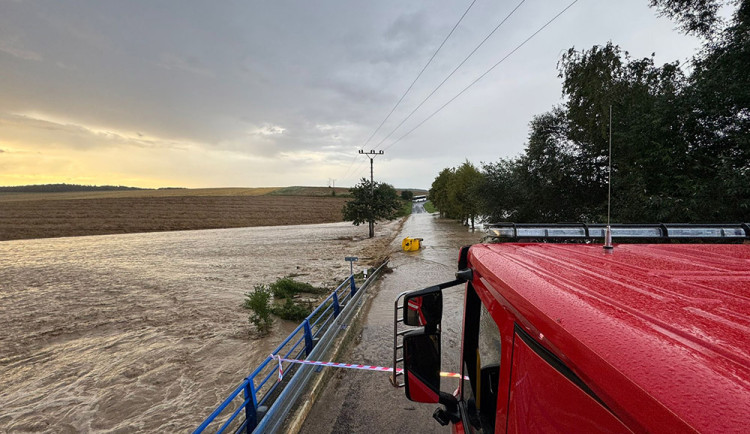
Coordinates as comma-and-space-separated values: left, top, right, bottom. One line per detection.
373, 0, 526, 150
339, 0, 479, 184
363, 0, 478, 148
382, 0, 579, 151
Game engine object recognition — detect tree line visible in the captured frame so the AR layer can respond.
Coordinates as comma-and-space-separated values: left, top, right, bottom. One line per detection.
431, 0, 749, 225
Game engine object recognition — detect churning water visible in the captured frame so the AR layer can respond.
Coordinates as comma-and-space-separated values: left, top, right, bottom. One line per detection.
0, 221, 402, 433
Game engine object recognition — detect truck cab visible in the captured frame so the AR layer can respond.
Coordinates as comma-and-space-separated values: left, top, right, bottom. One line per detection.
392, 224, 750, 433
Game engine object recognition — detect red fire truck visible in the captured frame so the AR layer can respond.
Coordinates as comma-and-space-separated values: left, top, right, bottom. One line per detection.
392, 224, 750, 433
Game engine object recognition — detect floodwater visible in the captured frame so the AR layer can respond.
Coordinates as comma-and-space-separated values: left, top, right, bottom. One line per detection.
300, 209, 483, 434
0, 221, 402, 433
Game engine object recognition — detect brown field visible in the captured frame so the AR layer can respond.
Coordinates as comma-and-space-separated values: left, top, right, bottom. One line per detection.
0, 188, 350, 241
0, 187, 282, 203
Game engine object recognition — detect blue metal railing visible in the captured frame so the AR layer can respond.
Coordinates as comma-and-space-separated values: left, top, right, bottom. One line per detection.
195, 273, 362, 434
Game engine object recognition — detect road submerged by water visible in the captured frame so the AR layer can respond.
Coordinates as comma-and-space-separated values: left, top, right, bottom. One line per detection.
299, 207, 482, 433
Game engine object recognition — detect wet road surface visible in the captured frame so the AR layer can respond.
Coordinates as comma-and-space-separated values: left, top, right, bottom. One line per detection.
299, 208, 482, 433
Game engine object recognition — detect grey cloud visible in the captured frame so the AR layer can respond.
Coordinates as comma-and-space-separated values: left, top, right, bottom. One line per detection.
0, 39, 42, 61
0, 0, 704, 188
157, 53, 215, 78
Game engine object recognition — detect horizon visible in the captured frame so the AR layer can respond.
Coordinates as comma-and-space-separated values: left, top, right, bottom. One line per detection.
0, 183, 429, 191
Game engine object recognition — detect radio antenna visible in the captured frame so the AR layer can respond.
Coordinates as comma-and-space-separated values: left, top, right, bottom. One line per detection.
604, 105, 614, 251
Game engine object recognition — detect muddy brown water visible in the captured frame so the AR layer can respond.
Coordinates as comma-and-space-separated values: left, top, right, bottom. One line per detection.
0, 221, 402, 433
299, 211, 483, 434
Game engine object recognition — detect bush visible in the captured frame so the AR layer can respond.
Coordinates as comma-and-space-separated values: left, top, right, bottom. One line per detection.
399, 200, 412, 217
271, 298, 312, 322
244, 285, 273, 335
243, 278, 331, 332
270, 278, 327, 299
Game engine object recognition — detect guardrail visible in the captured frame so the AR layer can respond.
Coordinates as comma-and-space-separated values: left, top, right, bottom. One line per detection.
195, 262, 387, 434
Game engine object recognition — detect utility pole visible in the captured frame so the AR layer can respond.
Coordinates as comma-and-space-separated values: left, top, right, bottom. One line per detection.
359, 149, 384, 238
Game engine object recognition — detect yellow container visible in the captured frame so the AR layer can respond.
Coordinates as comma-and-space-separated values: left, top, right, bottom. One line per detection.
402, 237, 423, 251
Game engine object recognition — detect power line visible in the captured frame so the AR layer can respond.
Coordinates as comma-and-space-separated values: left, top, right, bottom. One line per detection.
373, 0, 526, 150
382, 0, 579, 151
339, 0, 478, 184
363, 0, 478, 148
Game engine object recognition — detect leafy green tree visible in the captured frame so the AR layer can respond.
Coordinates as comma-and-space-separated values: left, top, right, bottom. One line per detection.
649, 0, 732, 38
557, 42, 690, 222
448, 161, 484, 229
432, 1, 749, 225
428, 162, 483, 228
678, 1, 750, 220
342, 178, 402, 238
400, 190, 414, 201
478, 158, 522, 222
429, 168, 455, 218
519, 108, 593, 221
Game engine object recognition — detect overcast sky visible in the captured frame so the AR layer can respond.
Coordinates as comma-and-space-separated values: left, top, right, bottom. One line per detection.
0, 0, 701, 189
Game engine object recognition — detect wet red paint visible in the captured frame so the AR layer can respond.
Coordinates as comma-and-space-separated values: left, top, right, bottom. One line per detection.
468, 243, 750, 433
405, 373, 440, 404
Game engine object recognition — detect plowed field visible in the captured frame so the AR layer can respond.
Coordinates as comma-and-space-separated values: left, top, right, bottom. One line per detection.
0, 193, 348, 241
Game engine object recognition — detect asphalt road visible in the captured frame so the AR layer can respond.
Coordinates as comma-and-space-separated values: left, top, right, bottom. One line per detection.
412, 201, 426, 214
298, 207, 482, 433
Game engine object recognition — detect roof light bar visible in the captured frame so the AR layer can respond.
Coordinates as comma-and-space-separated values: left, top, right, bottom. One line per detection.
484, 223, 750, 240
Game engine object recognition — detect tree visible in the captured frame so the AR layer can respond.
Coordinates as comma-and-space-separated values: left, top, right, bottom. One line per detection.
448, 161, 484, 229
679, 1, 750, 220
478, 158, 522, 222
429, 168, 455, 218
649, 0, 734, 38
428, 162, 484, 228
400, 190, 414, 201
342, 178, 402, 238
431, 1, 749, 225
557, 42, 691, 222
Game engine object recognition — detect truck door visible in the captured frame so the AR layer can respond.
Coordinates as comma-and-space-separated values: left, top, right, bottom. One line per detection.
461, 281, 631, 433
460, 283, 504, 433
506, 326, 631, 433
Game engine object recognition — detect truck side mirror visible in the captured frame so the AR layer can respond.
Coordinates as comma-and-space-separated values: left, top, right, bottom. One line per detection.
403, 330, 441, 403
403, 287, 442, 327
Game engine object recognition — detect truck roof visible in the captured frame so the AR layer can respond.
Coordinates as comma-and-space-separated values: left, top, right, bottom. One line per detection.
468, 243, 750, 433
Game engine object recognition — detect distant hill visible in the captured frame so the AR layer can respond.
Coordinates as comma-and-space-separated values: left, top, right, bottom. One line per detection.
0, 184, 147, 193
269, 186, 350, 197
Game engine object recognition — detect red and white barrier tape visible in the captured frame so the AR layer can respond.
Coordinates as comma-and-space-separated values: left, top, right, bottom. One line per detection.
270, 354, 467, 381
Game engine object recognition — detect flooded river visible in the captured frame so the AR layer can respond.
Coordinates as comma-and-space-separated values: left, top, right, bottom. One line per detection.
0, 221, 401, 433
